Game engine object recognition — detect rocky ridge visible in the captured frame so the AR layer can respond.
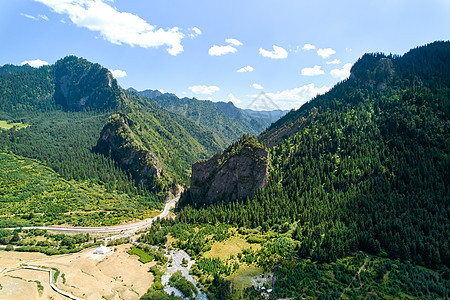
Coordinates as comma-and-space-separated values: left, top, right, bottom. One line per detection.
54, 56, 125, 110
187, 135, 269, 204
95, 114, 161, 185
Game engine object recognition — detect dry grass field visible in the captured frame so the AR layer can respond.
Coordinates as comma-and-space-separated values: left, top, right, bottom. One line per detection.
0, 244, 153, 300
202, 235, 261, 259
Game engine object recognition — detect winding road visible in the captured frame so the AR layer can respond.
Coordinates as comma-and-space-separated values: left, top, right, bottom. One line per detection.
5, 196, 179, 235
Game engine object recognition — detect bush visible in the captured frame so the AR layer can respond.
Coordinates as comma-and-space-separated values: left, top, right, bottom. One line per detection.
169, 271, 197, 299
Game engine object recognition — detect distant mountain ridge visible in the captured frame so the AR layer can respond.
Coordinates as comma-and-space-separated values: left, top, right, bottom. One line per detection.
128, 88, 288, 145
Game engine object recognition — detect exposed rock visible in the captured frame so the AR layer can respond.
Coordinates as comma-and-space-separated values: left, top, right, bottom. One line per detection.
350, 54, 395, 90
54, 56, 125, 110
96, 114, 161, 185
188, 135, 269, 204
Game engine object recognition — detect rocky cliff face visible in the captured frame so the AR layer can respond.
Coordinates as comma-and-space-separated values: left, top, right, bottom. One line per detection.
54, 56, 125, 110
350, 54, 395, 91
188, 135, 269, 204
96, 114, 161, 185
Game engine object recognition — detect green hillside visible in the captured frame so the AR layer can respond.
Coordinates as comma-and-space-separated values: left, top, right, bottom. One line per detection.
133, 90, 265, 145
178, 41, 450, 270
109, 91, 225, 186
0, 56, 239, 224
0, 152, 158, 227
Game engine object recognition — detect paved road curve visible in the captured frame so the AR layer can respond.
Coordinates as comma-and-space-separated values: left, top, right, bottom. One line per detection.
5, 196, 179, 234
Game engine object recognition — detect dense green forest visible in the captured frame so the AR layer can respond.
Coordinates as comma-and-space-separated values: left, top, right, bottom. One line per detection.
132, 89, 286, 145
1, 42, 449, 298
177, 42, 450, 274
134, 91, 254, 145
0, 55, 252, 225
122, 90, 225, 186
271, 253, 449, 299
0, 152, 159, 227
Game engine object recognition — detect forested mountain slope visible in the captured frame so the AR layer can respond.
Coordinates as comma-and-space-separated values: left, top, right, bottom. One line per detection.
178, 41, 450, 269
0, 56, 228, 225
131, 89, 280, 145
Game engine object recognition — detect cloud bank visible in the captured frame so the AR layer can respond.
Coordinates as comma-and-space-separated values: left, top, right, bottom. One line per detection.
188, 85, 220, 95
21, 59, 50, 68
35, 0, 185, 55
251, 84, 330, 110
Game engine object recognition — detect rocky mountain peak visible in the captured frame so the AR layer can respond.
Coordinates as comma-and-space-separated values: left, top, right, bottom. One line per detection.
54, 56, 125, 110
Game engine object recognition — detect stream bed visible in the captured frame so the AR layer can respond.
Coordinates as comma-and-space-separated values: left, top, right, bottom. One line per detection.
161, 249, 208, 300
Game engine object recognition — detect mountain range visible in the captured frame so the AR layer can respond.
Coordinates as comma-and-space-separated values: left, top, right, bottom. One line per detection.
0, 41, 449, 299
128, 88, 288, 144
0, 55, 286, 227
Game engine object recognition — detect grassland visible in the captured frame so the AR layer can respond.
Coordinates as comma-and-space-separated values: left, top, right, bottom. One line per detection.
228, 265, 268, 292
127, 246, 154, 264
203, 235, 261, 259
0, 152, 161, 227
0, 120, 29, 130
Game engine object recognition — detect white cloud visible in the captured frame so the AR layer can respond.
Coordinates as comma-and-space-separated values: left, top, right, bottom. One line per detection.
226, 38, 243, 46
326, 59, 341, 65
208, 45, 237, 56
250, 84, 330, 110
188, 85, 220, 95
110, 69, 127, 78
21, 13, 37, 20
21, 13, 48, 21
250, 83, 264, 90
301, 65, 325, 76
227, 93, 241, 104
317, 48, 336, 58
259, 45, 288, 59
38, 14, 49, 21
157, 89, 164, 93
189, 27, 201, 38
20, 59, 50, 68
208, 38, 242, 56
345, 47, 352, 52
34, 0, 185, 55
237, 66, 254, 73
302, 43, 315, 50
330, 63, 353, 80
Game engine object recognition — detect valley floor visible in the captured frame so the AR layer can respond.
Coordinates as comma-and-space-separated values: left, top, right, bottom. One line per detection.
0, 244, 153, 300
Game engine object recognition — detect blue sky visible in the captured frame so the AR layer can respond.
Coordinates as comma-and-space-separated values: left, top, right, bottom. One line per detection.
1, 0, 449, 110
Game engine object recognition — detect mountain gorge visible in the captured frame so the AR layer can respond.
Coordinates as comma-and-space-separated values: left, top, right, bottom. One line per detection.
0, 41, 449, 299
0, 55, 267, 227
